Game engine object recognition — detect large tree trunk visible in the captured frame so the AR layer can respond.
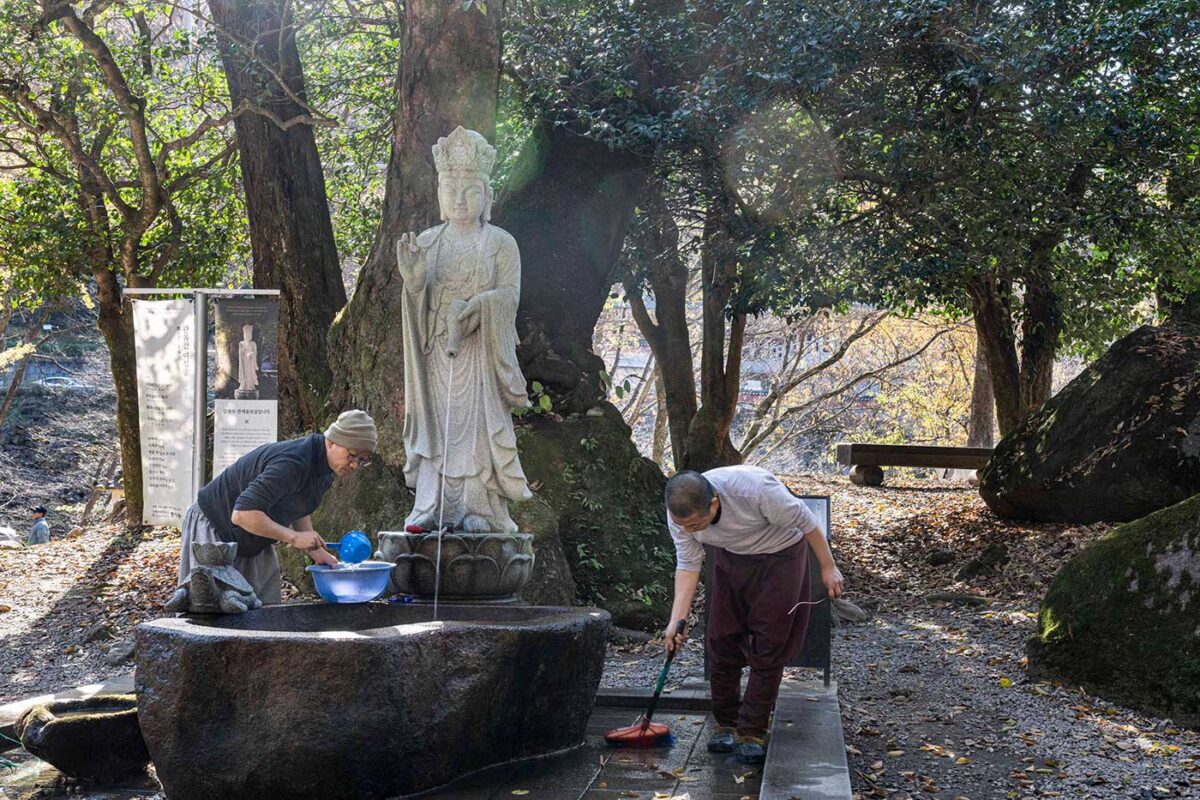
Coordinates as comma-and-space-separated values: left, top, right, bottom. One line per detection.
328, 0, 504, 464
1018, 259, 1061, 413
966, 327, 995, 448
304, 5, 674, 624
96, 299, 142, 526
208, 0, 347, 435
497, 124, 648, 412
969, 273, 1024, 436
683, 196, 744, 471
652, 370, 669, 467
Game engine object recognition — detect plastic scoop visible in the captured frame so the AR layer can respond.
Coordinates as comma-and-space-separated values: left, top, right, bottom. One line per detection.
326, 530, 372, 565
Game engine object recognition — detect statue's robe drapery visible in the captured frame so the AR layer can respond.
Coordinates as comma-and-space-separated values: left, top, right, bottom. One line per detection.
400, 223, 531, 530
238, 340, 258, 392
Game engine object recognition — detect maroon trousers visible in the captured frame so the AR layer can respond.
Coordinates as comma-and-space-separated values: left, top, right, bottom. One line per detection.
707, 540, 811, 738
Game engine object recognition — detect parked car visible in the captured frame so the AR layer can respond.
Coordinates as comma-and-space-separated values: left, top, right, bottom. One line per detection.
32, 375, 90, 393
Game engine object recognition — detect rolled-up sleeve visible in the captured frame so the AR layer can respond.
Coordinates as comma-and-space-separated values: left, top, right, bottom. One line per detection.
233, 459, 305, 514
757, 475, 821, 536
667, 513, 705, 572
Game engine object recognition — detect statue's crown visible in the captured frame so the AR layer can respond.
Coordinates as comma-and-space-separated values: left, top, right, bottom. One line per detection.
433, 127, 496, 177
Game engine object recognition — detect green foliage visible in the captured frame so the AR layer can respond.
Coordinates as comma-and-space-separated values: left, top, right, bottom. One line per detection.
784, 0, 1200, 351
512, 0, 1200, 351
514, 379, 554, 417
0, 0, 248, 298
295, 0, 400, 270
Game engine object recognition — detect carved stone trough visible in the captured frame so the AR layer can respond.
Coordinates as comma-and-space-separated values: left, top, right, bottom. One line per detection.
15, 694, 150, 783
134, 602, 609, 800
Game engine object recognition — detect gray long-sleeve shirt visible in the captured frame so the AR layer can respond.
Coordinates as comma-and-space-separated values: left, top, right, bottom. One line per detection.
666, 465, 821, 572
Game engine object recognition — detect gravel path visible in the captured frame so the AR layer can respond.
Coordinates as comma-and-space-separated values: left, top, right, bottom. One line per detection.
0, 525, 180, 703
837, 605, 1200, 799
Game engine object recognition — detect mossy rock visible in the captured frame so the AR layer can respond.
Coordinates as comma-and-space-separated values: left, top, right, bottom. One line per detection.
1027, 493, 1200, 727
284, 404, 673, 627
514, 403, 673, 627
980, 319, 1200, 522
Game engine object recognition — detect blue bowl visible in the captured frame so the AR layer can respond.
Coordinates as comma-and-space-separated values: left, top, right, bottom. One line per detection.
306, 561, 393, 603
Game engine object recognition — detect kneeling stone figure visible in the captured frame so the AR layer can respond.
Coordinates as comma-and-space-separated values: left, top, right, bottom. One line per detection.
166, 542, 262, 614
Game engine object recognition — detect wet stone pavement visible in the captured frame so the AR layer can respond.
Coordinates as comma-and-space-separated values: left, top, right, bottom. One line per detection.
0, 707, 762, 800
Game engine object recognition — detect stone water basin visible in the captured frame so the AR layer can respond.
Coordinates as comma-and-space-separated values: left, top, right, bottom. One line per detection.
134, 602, 610, 799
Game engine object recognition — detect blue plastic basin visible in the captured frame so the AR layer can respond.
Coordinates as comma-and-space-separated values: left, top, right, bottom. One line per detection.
306, 561, 393, 603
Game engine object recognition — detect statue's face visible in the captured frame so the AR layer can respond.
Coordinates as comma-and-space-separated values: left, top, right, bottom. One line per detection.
439, 173, 487, 224
243, 326, 253, 342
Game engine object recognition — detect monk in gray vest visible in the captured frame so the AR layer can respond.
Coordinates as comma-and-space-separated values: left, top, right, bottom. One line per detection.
664, 466, 845, 765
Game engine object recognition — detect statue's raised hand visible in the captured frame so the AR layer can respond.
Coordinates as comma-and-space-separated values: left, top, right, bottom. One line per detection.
396, 231, 425, 284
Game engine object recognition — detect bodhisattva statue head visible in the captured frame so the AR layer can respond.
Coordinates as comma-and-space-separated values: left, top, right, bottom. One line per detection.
433, 127, 495, 226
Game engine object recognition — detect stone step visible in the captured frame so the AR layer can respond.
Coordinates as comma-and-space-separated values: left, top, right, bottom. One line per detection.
762, 679, 852, 800
598, 675, 853, 800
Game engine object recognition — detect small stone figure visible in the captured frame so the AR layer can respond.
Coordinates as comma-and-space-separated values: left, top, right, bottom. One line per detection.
165, 542, 262, 614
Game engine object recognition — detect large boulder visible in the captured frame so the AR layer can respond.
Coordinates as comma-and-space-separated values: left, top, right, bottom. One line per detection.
1026, 493, 1200, 727
980, 319, 1200, 522
295, 403, 673, 628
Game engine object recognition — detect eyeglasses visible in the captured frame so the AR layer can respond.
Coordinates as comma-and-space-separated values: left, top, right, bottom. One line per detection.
346, 451, 372, 469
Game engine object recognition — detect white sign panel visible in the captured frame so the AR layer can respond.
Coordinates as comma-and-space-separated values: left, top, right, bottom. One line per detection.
133, 300, 195, 525
213, 399, 278, 476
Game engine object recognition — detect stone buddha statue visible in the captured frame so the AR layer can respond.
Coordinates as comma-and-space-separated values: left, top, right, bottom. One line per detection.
396, 126, 531, 533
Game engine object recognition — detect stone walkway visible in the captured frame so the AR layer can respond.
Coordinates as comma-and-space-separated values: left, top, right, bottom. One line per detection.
423, 706, 763, 799
0, 676, 854, 800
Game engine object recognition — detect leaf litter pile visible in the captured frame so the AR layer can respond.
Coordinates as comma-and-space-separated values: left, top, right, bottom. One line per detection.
603, 474, 1200, 800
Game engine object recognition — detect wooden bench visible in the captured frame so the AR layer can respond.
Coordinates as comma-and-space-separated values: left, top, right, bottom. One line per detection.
836, 443, 992, 487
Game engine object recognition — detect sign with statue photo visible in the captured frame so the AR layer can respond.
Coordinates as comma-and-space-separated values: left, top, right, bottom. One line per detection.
212, 297, 279, 476
213, 297, 279, 401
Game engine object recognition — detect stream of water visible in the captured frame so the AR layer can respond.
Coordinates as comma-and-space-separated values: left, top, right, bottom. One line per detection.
432, 356, 455, 620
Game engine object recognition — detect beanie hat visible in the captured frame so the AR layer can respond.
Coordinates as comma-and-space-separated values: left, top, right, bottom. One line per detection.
325, 410, 377, 453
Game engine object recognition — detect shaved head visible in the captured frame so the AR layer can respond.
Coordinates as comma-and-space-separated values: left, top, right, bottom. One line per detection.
665, 470, 715, 519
